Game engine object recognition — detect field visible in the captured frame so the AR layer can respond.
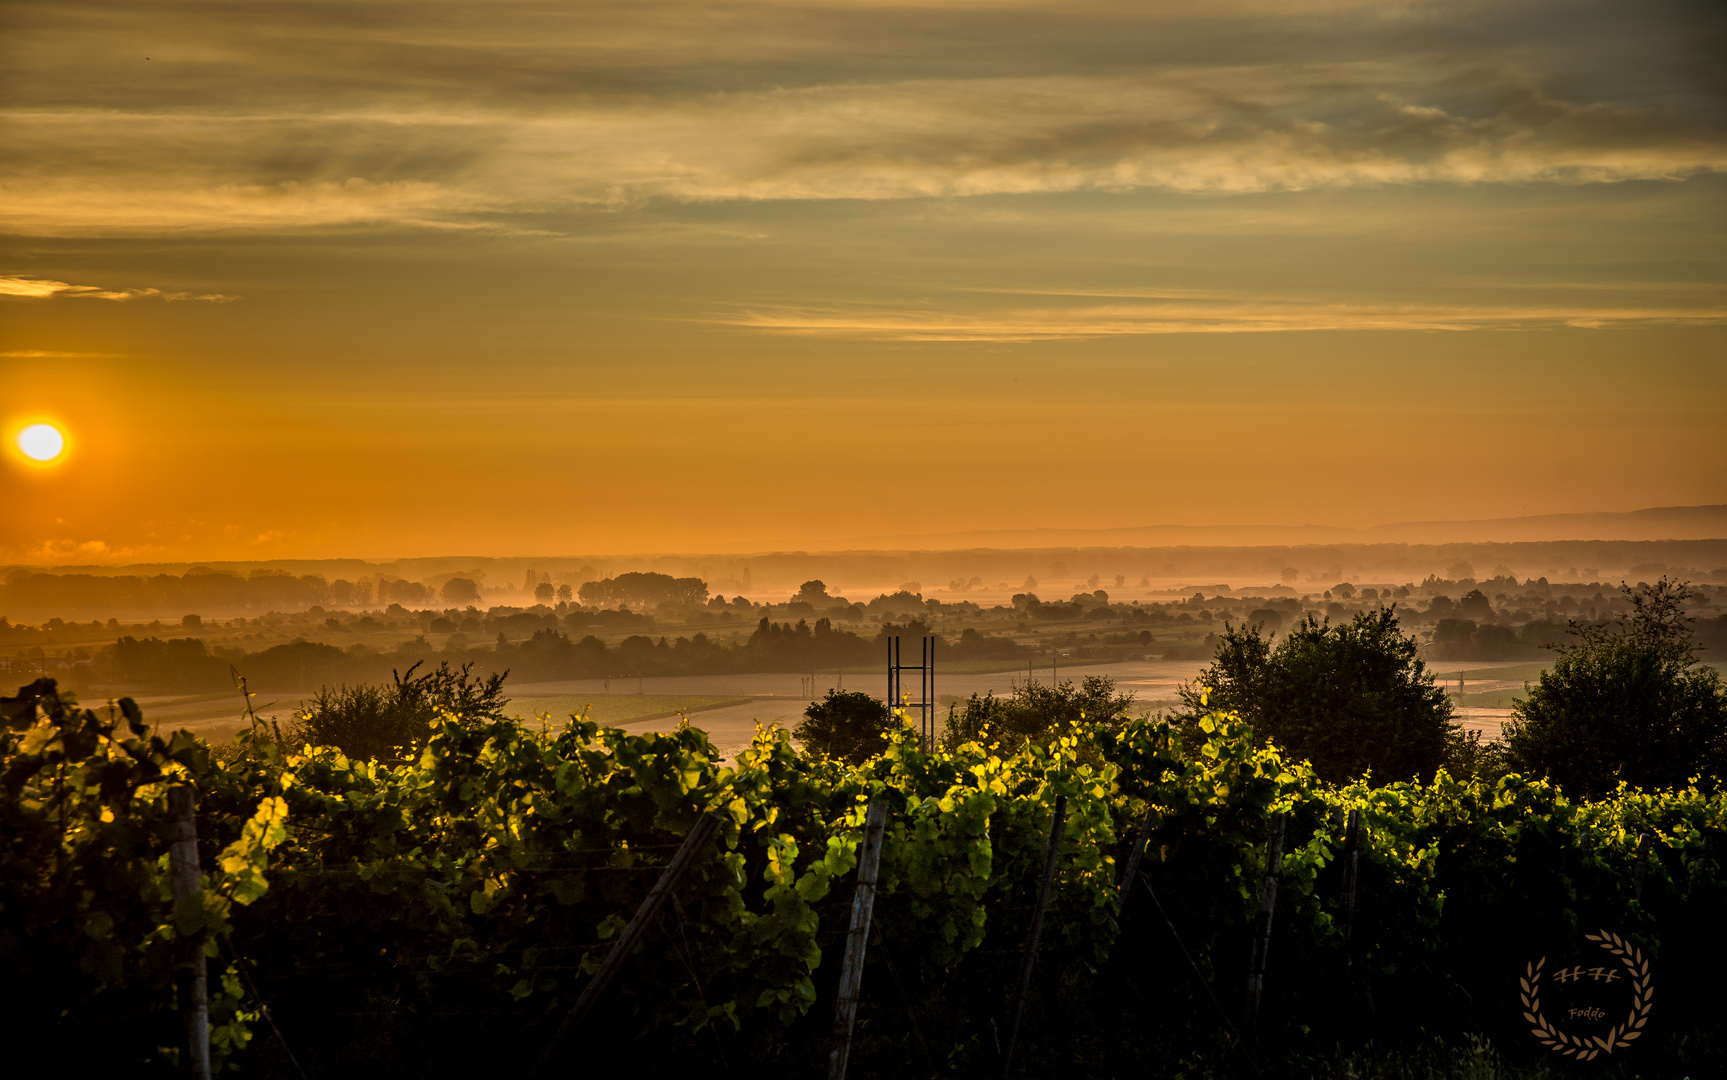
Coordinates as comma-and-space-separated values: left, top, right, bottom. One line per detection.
507, 693, 752, 727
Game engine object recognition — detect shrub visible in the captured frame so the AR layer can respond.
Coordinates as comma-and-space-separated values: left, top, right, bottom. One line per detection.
791, 688, 894, 762
943, 674, 1135, 749
1177, 608, 1459, 784
289, 660, 508, 763
1504, 578, 1727, 796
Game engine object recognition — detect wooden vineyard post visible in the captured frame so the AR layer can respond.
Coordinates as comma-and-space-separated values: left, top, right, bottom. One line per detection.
1340, 809, 1361, 954
1633, 832, 1651, 902
1002, 793, 1067, 1079
1115, 806, 1156, 931
1243, 811, 1287, 1035
168, 786, 211, 1080
1337, 807, 1375, 1036
827, 799, 890, 1080
533, 811, 722, 1077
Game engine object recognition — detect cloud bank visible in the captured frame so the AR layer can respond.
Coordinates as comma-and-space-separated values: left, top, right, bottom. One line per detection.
3, 0, 1722, 235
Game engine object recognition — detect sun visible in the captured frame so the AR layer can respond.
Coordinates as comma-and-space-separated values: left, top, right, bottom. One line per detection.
17, 423, 66, 462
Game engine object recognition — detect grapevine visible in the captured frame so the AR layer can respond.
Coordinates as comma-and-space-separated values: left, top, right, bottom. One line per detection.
1, 677, 1716, 1073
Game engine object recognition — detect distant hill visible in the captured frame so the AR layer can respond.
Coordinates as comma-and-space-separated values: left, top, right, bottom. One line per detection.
842, 505, 1727, 550
6, 506, 1725, 615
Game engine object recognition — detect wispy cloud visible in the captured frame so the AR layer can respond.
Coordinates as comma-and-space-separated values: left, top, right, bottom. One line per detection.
0, 276, 237, 301
0, 349, 124, 357
722, 295, 1727, 341
3, 538, 166, 565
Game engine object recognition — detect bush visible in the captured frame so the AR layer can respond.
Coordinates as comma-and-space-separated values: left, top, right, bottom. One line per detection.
791, 688, 894, 762
1178, 608, 1460, 784
943, 674, 1136, 749
290, 660, 508, 763
1504, 578, 1727, 796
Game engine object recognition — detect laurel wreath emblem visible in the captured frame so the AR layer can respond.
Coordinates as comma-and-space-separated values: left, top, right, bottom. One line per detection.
1519, 930, 1654, 1060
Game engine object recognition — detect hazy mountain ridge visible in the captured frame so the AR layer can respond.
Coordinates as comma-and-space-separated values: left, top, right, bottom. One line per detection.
844, 504, 1727, 550
4, 526, 1726, 620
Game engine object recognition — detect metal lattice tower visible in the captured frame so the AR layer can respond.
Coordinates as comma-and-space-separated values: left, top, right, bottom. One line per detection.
886, 636, 936, 751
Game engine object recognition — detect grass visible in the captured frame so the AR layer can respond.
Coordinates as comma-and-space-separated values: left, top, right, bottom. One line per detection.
507, 694, 752, 727
1441, 662, 1552, 683
1323, 1036, 1563, 1079
936, 657, 1126, 675
1453, 690, 1523, 708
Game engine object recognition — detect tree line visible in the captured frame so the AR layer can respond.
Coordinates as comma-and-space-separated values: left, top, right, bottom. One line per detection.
69, 615, 1036, 695
797, 579, 1727, 801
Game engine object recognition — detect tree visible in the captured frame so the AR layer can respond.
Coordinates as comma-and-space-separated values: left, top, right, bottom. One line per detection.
1178, 608, 1459, 784
534, 582, 555, 604
1502, 578, 1727, 796
792, 689, 895, 763
577, 572, 708, 609
1458, 589, 1494, 620
944, 675, 1136, 750
441, 577, 481, 605
556, 583, 573, 603
380, 578, 432, 605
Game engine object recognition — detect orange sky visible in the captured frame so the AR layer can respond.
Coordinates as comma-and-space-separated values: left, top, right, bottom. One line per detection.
3, 0, 1724, 563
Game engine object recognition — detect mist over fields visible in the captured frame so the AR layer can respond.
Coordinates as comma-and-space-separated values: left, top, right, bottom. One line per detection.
7, 524, 1725, 751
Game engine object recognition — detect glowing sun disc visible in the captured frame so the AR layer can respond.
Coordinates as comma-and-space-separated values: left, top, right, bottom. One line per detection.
18, 423, 65, 462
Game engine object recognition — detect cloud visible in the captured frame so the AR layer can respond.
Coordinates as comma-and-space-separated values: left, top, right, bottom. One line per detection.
5, 77, 1722, 237
720, 293, 1727, 340
0, 276, 125, 299
0, 276, 237, 301
5, 538, 166, 565
0, 0, 1721, 235
0, 349, 123, 357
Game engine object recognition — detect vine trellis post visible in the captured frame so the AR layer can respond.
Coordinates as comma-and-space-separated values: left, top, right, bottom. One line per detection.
1244, 811, 1287, 1034
1002, 793, 1067, 1078
828, 798, 890, 1080
1115, 806, 1157, 931
168, 786, 211, 1080
533, 811, 721, 1077
1340, 809, 1361, 953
